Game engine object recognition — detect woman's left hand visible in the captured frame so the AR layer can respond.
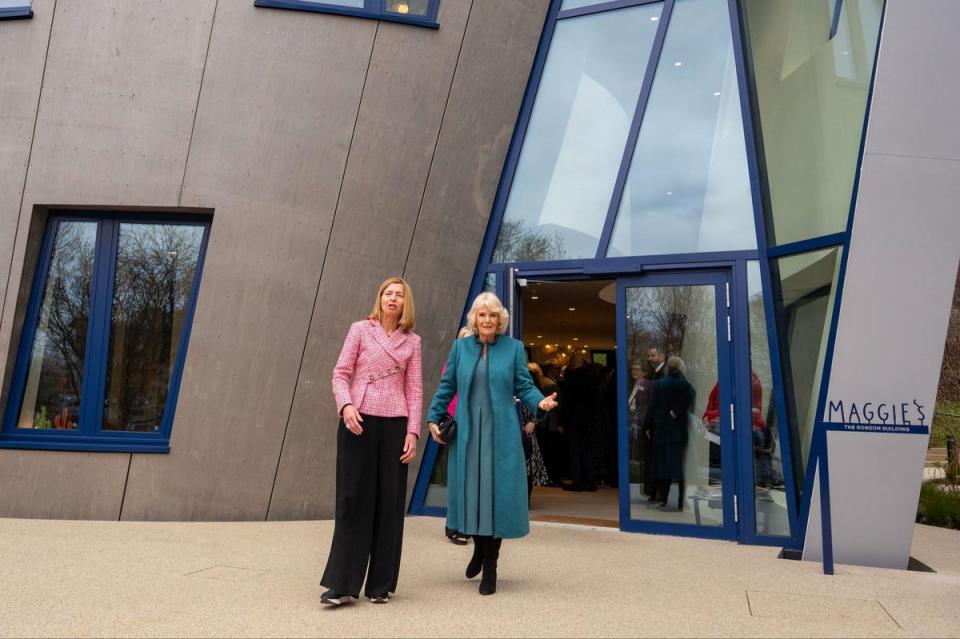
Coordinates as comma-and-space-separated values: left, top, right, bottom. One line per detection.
400, 433, 418, 464
538, 392, 558, 412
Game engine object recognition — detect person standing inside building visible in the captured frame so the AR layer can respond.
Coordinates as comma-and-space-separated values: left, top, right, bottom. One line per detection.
319, 276, 423, 606
644, 356, 694, 511
560, 355, 599, 492
427, 292, 558, 596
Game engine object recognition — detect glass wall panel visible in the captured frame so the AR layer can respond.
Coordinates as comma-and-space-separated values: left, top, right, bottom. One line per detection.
744, 0, 883, 245
16, 221, 97, 430
492, 4, 663, 263
624, 283, 724, 526
102, 224, 204, 432
747, 261, 789, 536
775, 246, 842, 481
607, 0, 755, 258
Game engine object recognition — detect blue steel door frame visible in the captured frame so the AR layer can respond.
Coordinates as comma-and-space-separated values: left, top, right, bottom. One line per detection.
615, 269, 738, 541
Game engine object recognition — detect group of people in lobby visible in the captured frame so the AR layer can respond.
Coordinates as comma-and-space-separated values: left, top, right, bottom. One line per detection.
628, 349, 696, 511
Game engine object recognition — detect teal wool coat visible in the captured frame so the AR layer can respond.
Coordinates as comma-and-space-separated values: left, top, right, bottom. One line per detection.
428, 335, 544, 539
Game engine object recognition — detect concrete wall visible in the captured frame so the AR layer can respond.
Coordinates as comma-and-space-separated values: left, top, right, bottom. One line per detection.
0, 0, 549, 520
803, 0, 960, 568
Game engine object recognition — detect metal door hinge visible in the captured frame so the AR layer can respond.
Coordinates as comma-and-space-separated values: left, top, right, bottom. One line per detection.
725, 282, 730, 308
734, 494, 739, 523
730, 404, 735, 431
726, 316, 731, 342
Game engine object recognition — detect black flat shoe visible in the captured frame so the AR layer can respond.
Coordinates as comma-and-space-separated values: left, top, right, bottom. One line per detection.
368, 594, 389, 604
321, 590, 351, 606
446, 527, 469, 545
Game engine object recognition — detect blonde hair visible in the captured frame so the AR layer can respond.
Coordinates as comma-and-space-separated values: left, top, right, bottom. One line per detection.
368, 276, 416, 331
463, 292, 509, 336
527, 362, 544, 389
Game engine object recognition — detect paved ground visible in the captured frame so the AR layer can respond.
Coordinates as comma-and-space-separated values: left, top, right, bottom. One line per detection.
1, 516, 958, 638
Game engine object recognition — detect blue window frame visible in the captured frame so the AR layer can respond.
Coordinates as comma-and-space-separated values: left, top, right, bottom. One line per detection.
0, 212, 211, 453
254, 0, 441, 29
0, 0, 32, 20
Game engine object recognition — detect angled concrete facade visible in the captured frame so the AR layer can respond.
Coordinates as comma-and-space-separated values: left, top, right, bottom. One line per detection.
0, 0, 549, 520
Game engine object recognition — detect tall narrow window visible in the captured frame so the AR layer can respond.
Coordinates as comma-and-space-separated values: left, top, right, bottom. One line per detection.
2, 213, 210, 452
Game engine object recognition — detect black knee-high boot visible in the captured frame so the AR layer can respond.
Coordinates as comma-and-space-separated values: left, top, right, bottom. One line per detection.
466, 536, 483, 579
479, 537, 501, 595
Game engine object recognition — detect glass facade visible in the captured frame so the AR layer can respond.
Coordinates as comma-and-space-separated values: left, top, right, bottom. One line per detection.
607, 0, 755, 257
743, 0, 883, 246
774, 247, 842, 475
492, 4, 663, 263
412, 0, 883, 547
747, 261, 789, 537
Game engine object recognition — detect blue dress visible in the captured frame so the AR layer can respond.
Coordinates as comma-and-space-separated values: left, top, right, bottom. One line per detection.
462, 355, 494, 536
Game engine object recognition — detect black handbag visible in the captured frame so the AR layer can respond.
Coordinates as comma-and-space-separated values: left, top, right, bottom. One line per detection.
437, 413, 457, 444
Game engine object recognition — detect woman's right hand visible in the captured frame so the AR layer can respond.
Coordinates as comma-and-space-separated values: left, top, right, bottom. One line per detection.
428, 422, 444, 445
343, 404, 364, 435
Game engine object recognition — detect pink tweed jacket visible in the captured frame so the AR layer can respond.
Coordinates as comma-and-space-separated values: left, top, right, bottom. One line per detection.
332, 319, 423, 436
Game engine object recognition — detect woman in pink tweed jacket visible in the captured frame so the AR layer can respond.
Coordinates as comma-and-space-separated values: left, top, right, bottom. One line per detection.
319, 276, 423, 607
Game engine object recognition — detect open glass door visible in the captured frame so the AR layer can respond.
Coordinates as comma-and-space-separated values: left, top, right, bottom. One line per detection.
617, 271, 737, 539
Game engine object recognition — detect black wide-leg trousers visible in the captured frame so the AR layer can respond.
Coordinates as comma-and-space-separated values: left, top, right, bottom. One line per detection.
320, 414, 409, 598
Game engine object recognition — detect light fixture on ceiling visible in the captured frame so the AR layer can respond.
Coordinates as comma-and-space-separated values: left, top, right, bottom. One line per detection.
713, 91, 721, 96
531, 296, 539, 300
674, 61, 683, 67
573, 337, 579, 341
568, 307, 576, 311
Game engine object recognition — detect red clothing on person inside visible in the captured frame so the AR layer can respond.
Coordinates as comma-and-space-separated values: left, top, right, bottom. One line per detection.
332, 319, 423, 437
702, 371, 765, 429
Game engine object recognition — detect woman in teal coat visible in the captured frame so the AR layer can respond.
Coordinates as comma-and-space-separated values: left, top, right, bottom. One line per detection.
428, 292, 558, 596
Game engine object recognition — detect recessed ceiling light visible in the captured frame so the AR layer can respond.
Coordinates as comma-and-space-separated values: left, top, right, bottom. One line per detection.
537, 335, 543, 339
650, 16, 658, 21
529, 342, 534, 346
713, 91, 721, 96
674, 61, 683, 67
568, 307, 576, 311
573, 337, 579, 341
666, 191, 673, 196
531, 296, 539, 300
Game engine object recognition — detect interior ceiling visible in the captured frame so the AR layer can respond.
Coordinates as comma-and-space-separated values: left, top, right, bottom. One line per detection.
521, 279, 617, 352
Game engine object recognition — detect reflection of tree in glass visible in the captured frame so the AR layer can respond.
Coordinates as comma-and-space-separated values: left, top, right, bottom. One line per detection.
25, 222, 97, 428
492, 219, 566, 264
626, 286, 712, 368
103, 224, 202, 431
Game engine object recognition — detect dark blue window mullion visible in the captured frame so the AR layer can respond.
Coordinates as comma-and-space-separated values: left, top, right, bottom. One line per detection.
729, 0, 801, 545
2, 218, 62, 434
593, 0, 675, 260
81, 219, 120, 437
829, 0, 844, 39
158, 225, 212, 441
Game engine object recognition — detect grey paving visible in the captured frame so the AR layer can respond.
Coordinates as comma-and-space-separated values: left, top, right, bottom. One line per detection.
1, 517, 957, 638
